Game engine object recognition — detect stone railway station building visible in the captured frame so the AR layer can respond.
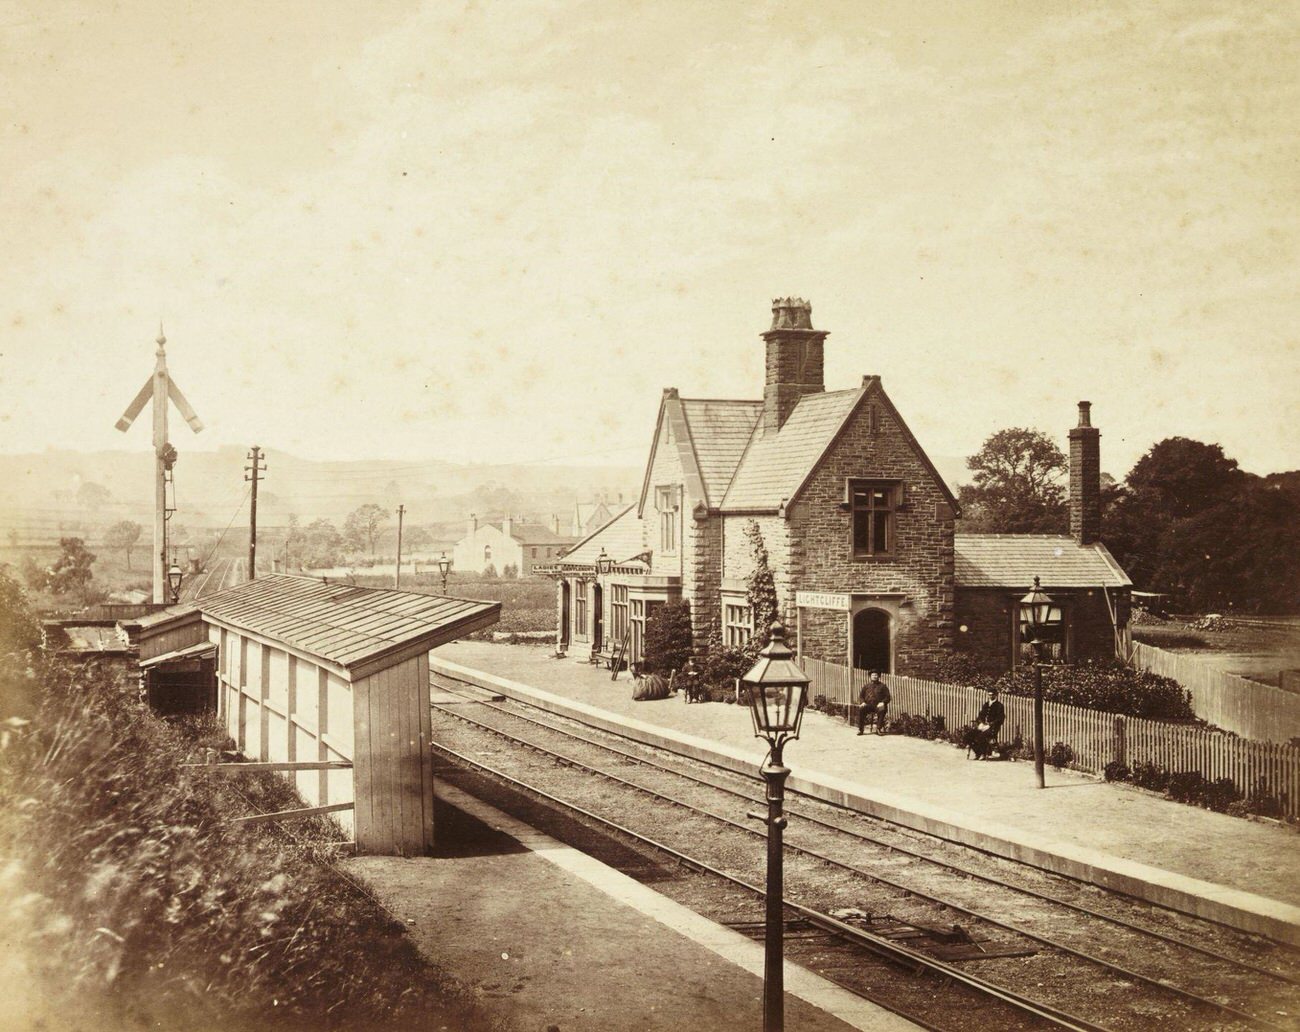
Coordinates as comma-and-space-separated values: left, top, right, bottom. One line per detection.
547, 299, 1132, 678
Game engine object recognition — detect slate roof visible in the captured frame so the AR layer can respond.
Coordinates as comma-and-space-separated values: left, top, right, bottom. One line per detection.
954, 535, 1132, 589
489, 521, 573, 545
679, 399, 763, 505
555, 504, 645, 568
720, 388, 865, 511
157, 575, 500, 672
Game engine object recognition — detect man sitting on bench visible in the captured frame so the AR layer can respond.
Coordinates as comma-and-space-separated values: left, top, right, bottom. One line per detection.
971, 688, 1005, 759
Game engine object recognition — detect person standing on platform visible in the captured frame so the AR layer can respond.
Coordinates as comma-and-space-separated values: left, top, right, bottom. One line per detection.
856, 671, 891, 735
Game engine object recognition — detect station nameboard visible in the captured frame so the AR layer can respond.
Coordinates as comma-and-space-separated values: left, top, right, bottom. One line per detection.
795, 591, 850, 611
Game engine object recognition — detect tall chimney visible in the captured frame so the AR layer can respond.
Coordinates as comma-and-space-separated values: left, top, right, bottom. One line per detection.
762, 297, 827, 435
1069, 402, 1101, 545
467, 512, 478, 538
502, 515, 513, 540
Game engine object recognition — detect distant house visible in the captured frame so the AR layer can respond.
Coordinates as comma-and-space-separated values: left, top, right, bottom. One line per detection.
453, 515, 578, 577
572, 498, 620, 539
545, 297, 1132, 676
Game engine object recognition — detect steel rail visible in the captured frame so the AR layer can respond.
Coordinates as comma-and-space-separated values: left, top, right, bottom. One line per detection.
431, 737, 1117, 1032
434, 700, 1289, 1032
443, 685, 1300, 988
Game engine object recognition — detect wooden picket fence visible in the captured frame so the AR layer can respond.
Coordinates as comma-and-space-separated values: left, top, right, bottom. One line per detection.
1130, 642, 1300, 745
801, 657, 1300, 817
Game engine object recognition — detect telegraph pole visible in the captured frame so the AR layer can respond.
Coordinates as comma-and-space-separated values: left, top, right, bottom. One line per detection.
394, 504, 405, 588
245, 447, 266, 580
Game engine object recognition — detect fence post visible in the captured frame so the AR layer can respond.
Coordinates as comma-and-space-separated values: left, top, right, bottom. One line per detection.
1114, 715, 1126, 769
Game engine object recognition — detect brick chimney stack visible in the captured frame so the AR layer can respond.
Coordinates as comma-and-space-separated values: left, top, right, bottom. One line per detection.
762, 297, 827, 435
467, 513, 478, 537
1069, 401, 1101, 545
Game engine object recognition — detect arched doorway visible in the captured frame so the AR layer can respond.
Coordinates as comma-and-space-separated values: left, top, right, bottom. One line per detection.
852, 608, 892, 673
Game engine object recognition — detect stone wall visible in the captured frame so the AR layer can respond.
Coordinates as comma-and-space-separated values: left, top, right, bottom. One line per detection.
785, 386, 956, 677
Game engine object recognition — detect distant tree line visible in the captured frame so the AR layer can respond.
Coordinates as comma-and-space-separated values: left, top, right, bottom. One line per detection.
958, 429, 1300, 614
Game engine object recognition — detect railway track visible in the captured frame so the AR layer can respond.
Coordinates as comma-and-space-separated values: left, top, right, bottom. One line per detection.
430, 680, 1300, 1032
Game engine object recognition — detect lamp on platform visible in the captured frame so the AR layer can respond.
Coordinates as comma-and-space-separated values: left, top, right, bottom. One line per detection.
1018, 576, 1061, 789
741, 621, 810, 1032
436, 552, 452, 595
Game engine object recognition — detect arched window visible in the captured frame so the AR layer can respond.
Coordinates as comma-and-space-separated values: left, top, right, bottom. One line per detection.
483, 545, 492, 561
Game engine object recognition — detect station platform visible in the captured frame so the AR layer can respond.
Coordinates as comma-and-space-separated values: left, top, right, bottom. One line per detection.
431, 640, 1300, 946
343, 782, 919, 1032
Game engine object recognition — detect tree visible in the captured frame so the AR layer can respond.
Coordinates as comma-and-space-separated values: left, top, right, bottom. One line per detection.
76, 481, 112, 512
1105, 438, 1300, 613
744, 520, 778, 648
958, 428, 1068, 534
501, 562, 518, 579
47, 537, 96, 597
104, 520, 143, 570
344, 504, 389, 555
403, 525, 431, 552
299, 519, 344, 569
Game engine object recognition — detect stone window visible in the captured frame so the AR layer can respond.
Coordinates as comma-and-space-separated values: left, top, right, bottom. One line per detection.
483, 544, 492, 562
724, 602, 753, 648
656, 485, 678, 553
849, 480, 898, 558
611, 584, 629, 645
574, 581, 588, 636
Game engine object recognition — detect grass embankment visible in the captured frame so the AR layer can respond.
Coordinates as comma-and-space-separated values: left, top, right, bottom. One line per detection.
0, 641, 507, 1030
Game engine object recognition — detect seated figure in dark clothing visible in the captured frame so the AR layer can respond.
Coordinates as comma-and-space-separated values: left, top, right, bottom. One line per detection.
971, 688, 1005, 759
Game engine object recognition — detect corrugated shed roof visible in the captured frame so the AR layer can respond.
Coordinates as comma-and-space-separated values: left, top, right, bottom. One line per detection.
180, 575, 500, 671
721, 388, 864, 511
680, 399, 762, 505
954, 535, 1132, 589
556, 504, 644, 567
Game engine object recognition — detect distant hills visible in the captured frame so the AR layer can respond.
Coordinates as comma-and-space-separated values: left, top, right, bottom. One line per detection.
0, 445, 641, 545
0, 444, 971, 550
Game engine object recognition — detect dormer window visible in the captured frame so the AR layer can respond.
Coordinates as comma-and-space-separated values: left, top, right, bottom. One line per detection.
849, 480, 897, 558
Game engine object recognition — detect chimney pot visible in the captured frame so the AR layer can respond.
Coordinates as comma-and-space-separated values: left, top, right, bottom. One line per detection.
770, 297, 814, 330
1077, 401, 1092, 427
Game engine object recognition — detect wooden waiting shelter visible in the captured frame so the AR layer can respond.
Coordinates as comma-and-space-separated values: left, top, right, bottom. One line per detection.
134, 575, 500, 855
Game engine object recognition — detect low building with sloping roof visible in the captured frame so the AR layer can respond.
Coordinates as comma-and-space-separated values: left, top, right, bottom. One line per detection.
546, 297, 1132, 678
133, 575, 500, 855
453, 514, 578, 577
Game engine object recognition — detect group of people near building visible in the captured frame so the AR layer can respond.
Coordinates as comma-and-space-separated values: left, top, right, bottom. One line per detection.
856, 674, 1006, 760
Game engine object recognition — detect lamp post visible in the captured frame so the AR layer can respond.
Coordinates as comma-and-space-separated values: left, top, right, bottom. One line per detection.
436, 552, 452, 595
167, 559, 184, 603
740, 621, 810, 1032
595, 548, 613, 577
1018, 576, 1061, 789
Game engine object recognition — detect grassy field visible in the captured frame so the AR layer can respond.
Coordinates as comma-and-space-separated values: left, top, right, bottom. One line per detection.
353, 573, 556, 635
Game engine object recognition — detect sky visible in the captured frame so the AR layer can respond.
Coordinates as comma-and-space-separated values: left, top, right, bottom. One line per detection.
2, 0, 1297, 479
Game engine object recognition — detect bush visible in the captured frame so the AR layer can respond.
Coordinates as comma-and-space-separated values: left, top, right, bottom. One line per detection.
1103, 760, 1130, 782
642, 600, 693, 676
1048, 741, 1075, 770
935, 655, 1193, 721
501, 563, 518, 580
481, 562, 498, 579
889, 712, 946, 740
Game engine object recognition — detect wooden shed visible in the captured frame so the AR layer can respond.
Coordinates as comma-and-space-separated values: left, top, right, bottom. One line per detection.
134, 575, 500, 855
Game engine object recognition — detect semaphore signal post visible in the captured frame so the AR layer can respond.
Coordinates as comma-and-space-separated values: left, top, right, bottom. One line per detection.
115, 326, 204, 603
